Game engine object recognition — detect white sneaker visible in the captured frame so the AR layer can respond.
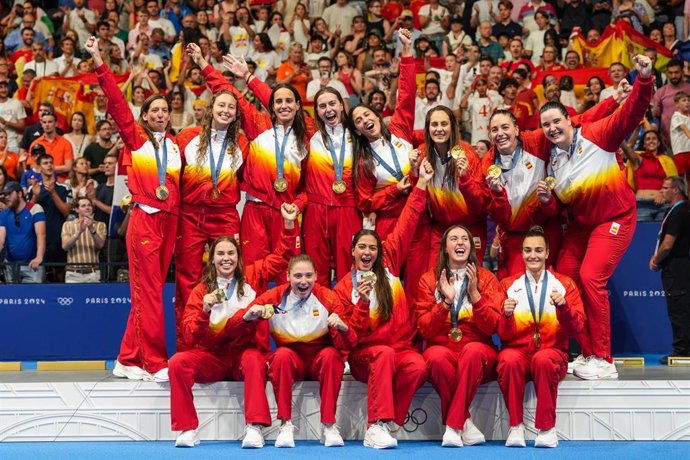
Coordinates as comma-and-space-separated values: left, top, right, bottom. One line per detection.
505, 424, 526, 447
175, 429, 199, 448
275, 421, 296, 448
535, 428, 559, 448
461, 418, 485, 445
112, 361, 147, 380
574, 357, 618, 380
143, 367, 169, 383
441, 426, 463, 447
322, 424, 344, 447
242, 424, 264, 448
567, 355, 587, 374
343, 361, 351, 375
364, 421, 397, 449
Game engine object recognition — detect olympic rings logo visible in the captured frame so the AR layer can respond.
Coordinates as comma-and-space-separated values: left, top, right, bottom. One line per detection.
57, 297, 74, 306
402, 408, 428, 433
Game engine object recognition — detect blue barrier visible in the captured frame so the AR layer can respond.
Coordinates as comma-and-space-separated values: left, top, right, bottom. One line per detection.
0, 223, 674, 360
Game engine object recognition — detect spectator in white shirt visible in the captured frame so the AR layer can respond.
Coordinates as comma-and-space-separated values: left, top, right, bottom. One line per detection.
146, 0, 176, 44
54, 37, 81, 78
415, 78, 454, 130
306, 57, 350, 107
322, 0, 359, 34
23, 42, 59, 78
65, 0, 97, 46
128, 9, 153, 51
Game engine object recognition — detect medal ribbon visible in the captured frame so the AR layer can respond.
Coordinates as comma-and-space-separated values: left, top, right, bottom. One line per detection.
209, 131, 230, 188
450, 274, 469, 329
524, 271, 548, 331
494, 141, 523, 173
277, 287, 311, 312
327, 127, 347, 182
370, 140, 403, 181
274, 126, 293, 182
218, 277, 238, 301
154, 136, 168, 188
548, 128, 579, 178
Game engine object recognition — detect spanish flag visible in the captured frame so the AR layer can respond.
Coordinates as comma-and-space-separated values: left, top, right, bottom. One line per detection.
616, 20, 673, 73
531, 67, 612, 103
32, 73, 130, 135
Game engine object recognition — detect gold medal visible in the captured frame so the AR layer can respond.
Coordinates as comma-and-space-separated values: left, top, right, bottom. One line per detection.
487, 165, 502, 179
155, 185, 169, 201
361, 271, 377, 284
211, 288, 226, 304
533, 331, 542, 348
120, 194, 132, 212
332, 180, 347, 194
262, 304, 275, 319
450, 145, 466, 160
448, 327, 463, 343
210, 187, 221, 201
544, 176, 557, 190
273, 177, 288, 193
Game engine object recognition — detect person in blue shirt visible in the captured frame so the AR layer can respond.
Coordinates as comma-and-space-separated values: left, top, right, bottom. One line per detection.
0, 181, 46, 283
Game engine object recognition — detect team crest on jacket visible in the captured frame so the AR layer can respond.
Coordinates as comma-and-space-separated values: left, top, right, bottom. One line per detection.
525, 161, 533, 169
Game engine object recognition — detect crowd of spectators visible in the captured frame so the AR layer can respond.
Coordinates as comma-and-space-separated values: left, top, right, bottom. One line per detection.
1, 0, 690, 284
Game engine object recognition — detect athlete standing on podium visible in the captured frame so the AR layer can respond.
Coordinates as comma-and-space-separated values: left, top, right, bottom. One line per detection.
86, 36, 181, 383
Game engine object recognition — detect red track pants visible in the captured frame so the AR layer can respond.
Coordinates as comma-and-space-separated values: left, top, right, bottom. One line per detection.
241, 201, 300, 280
376, 211, 431, 304
267, 346, 345, 424
174, 204, 240, 350
555, 210, 635, 359
302, 202, 362, 286
429, 221, 487, 270
169, 347, 270, 430
496, 347, 568, 430
118, 206, 177, 373
349, 346, 427, 425
424, 343, 498, 429
500, 218, 563, 278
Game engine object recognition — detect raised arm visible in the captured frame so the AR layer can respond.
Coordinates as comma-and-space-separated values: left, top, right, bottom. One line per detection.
383, 160, 432, 275
85, 36, 142, 152
387, 29, 416, 141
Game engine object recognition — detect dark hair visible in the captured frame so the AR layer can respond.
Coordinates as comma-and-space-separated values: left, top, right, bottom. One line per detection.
512, 68, 527, 80
288, 253, 315, 273
255, 33, 274, 52
138, 94, 171, 149
21, 26, 34, 35
202, 236, 247, 297
436, 225, 480, 284
351, 230, 394, 321
667, 59, 683, 70
424, 106, 461, 189
40, 112, 57, 122
95, 119, 111, 131
522, 225, 549, 251
366, 89, 386, 105
586, 76, 606, 93
37, 153, 54, 164
268, 84, 308, 155
539, 101, 569, 118
347, 103, 392, 184
68, 111, 86, 134
640, 129, 665, 153
498, 77, 519, 95
196, 90, 241, 170
489, 108, 519, 128
313, 87, 348, 143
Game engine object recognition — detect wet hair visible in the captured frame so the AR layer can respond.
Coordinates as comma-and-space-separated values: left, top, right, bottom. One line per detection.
347, 103, 392, 184
202, 236, 247, 297
489, 108, 519, 128
138, 94, 171, 149
268, 84, 308, 155
436, 225, 480, 283
539, 101, 569, 118
288, 254, 315, 273
196, 90, 241, 169
351, 230, 394, 321
424, 106, 461, 189
522, 225, 549, 251
313, 87, 349, 145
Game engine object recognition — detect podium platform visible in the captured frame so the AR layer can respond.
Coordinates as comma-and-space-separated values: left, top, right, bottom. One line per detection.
2, 367, 690, 443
